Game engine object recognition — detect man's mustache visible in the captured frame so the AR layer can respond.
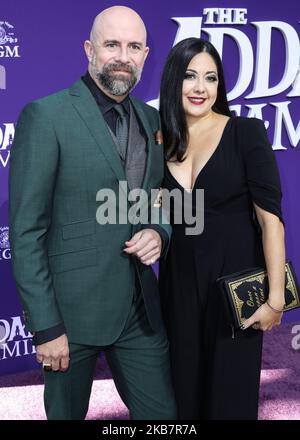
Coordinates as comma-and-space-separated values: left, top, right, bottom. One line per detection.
105, 63, 135, 74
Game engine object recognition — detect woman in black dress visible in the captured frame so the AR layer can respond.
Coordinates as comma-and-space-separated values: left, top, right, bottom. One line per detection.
159, 38, 286, 420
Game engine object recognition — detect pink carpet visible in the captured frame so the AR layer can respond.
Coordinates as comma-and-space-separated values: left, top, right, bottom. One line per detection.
0, 323, 299, 420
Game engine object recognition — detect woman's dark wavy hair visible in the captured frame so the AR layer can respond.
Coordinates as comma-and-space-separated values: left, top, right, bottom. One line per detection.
159, 38, 232, 162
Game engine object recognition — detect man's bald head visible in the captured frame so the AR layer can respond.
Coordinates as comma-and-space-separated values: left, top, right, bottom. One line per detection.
90, 6, 147, 46
84, 6, 149, 100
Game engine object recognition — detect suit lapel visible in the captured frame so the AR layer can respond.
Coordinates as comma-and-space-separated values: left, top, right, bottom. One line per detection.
69, 81, 157, 199
69, 80, 126, 183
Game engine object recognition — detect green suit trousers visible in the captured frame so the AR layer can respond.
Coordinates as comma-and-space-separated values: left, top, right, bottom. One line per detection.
43, 290, 177, 420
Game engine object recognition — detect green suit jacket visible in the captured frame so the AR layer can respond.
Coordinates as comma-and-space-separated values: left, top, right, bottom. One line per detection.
9, 79, 171, 346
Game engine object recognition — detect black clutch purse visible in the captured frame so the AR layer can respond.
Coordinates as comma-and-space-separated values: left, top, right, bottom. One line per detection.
216, 261, 300, 329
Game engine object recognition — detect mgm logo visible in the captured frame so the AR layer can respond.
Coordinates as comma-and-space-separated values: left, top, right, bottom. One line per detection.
0, 21, 20, 58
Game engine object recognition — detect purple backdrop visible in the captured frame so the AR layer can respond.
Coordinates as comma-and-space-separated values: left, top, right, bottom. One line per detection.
0, 0, 299, 375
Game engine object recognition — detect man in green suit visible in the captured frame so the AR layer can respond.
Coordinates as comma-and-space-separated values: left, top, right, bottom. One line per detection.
9, 6, 176, 420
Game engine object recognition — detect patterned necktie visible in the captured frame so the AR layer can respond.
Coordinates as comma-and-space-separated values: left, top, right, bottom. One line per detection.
114, 104, 128, 160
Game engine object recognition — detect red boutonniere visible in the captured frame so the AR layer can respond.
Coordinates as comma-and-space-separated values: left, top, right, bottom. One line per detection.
154, 130, 163, 144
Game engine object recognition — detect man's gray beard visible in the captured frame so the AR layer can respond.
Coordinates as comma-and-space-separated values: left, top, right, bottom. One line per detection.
96, 63, 140, 96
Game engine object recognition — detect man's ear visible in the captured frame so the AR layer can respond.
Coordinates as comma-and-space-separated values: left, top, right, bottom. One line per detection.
84, 40, 94, 62
143, 46, 150, 62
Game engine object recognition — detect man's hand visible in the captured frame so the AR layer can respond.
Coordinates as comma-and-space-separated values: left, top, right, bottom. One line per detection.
124, 229, 162, 265
36, 334, 70, 372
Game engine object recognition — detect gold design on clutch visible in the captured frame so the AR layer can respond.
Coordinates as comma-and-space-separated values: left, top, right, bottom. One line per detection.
285, 264, 299, 309
228, 272, 266, 325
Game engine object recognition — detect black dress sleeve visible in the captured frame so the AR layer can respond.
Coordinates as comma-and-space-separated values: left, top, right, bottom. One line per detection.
240, 117, 284, 225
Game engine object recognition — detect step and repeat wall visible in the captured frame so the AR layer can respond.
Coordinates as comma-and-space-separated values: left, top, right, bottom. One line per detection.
0, 0, 299, 375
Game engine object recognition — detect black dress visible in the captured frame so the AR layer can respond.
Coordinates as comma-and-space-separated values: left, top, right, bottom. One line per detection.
159, 117, 283, 420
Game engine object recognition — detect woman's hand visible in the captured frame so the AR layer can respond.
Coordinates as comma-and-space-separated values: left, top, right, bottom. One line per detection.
240, 300, 283, 332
